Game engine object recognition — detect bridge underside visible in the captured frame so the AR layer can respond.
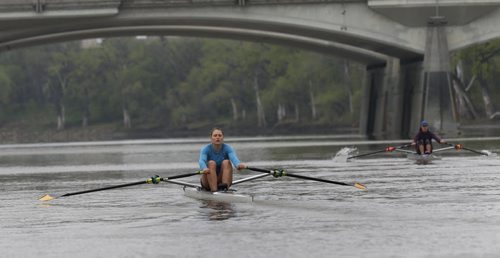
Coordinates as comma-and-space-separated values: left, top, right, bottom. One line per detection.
0, 25, 390, 67
1, 0, 484, 139
0, 1, 426, 63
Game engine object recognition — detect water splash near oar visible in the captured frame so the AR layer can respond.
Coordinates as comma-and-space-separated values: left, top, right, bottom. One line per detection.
333, 147, 358, 163
347, 143, 412, 160
479, 150, 496, 157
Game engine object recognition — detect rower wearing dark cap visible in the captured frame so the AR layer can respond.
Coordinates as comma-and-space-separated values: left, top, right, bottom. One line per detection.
411, 120, 446, 155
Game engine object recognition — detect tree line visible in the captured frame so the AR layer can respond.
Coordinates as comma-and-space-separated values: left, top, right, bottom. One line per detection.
0, 36, 498, 137
0, 37, 364, 134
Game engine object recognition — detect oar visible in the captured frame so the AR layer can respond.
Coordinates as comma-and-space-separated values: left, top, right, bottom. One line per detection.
445, 143, 489, 156
347, 143, 412, 160
431, 146, 455, 153
39, 171, 204, 201
246, 167, 366, 190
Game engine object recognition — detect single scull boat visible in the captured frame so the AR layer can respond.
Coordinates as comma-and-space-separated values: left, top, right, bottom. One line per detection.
38, 168, 366, 203
406, 153, 442, 164
168, 173, 270, 203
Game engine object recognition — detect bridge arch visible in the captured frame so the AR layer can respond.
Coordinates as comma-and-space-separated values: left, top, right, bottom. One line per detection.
9, 0, 500, 138
0, 24, 390, 67
0, 3, 426, 65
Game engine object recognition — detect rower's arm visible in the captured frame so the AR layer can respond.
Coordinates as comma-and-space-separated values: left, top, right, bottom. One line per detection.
431, 132, 443, 143
226, 145, 241, 168
413, 132, 421, 144
199, 147, 209, 170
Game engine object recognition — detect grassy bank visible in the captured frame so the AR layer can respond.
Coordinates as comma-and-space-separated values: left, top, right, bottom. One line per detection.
0, 119, 359, 144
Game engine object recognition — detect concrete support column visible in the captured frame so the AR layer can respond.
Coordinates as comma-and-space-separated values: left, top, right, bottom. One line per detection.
361, 57, 403, 139
422, 17, 458, 136
359, 65, 382, 137
400, 61, 424, 139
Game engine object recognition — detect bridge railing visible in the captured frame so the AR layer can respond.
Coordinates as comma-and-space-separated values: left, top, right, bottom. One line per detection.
0, 0, 365, 14
0, 0, 121, 13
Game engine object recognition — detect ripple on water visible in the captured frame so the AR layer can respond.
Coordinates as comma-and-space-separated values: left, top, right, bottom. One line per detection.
1, 139, 500, 257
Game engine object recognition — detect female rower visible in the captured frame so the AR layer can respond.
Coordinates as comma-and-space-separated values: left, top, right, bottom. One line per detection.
198, 127, 247, 192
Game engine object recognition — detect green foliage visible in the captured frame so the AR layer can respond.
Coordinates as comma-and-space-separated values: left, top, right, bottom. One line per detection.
0, 67, 13, 105
452, 39, 500, 117
0, 36, 367, 134
453, 39, 500, 79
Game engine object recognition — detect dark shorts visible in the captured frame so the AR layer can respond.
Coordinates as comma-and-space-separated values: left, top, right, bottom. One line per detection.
416, 138, 432, 145
415, 140, 433, 154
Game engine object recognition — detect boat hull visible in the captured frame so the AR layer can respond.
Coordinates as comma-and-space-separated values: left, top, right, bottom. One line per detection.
407, 153, 441, 164
183, 187, 254, 203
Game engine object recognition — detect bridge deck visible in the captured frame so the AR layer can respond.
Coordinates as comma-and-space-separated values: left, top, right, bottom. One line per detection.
0, 0, 365, 13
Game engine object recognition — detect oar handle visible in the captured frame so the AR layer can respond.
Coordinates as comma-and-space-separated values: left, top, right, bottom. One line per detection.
398, 143, 413, 149
164, 171, 204, 180
246, 167, 271, 173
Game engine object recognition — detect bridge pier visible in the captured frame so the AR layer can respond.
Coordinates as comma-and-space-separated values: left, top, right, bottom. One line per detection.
400, 60, 424, 139
420, 17, 459, 138
362, 18, 460, 139
361, 58, 404, 139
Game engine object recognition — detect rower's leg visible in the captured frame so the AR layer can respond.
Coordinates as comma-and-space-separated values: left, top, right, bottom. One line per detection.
220, 159, 233, 188
201, 160, 218, 192
418, 144, 425, 155
425, 144, 432, 154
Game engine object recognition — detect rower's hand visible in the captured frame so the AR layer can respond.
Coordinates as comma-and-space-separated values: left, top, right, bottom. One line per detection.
202, 168, 210, 174
411, 142, 416, 146
237, 163, 247, 170
440, 140, 446, 144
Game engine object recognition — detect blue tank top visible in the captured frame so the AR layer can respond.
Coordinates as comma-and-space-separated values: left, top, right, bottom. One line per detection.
199, 143, 241, 170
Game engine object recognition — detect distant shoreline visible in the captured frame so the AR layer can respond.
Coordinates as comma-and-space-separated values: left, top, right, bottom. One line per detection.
1, 122, 497, 144
0, 123, 359, 144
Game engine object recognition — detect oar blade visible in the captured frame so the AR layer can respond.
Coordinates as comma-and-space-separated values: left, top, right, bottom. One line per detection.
451, 143, 490, 156
39, 194, 56, 201
354, 183, 366, 190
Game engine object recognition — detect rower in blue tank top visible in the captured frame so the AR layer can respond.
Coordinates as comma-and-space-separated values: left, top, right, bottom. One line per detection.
199, 127, 247, 192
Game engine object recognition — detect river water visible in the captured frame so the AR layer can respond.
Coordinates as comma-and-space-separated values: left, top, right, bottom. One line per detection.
1, 135, 499, 258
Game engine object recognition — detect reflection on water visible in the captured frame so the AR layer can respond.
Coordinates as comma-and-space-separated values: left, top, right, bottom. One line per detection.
1, 136, 500, 257
199, 200, 235, 221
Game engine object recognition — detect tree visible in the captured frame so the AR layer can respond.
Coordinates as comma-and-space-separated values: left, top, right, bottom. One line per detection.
69, 47, 108, 127
453, 40, 500, 119
45, 42, 80, 130
0, 66, 13, 123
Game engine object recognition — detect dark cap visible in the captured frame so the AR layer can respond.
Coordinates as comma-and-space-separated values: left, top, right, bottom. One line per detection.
420, 120, 429, 127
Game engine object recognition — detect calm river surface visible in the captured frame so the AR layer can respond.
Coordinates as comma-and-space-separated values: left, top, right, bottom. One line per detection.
1, 135, 500, 258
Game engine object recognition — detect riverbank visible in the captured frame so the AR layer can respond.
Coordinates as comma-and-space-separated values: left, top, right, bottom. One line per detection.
0, 121, 359, 144
2, 119, 500, 144
0, 123, 118, 144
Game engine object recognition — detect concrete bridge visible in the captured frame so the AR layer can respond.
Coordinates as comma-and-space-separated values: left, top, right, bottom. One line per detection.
1, 0, 500, 138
